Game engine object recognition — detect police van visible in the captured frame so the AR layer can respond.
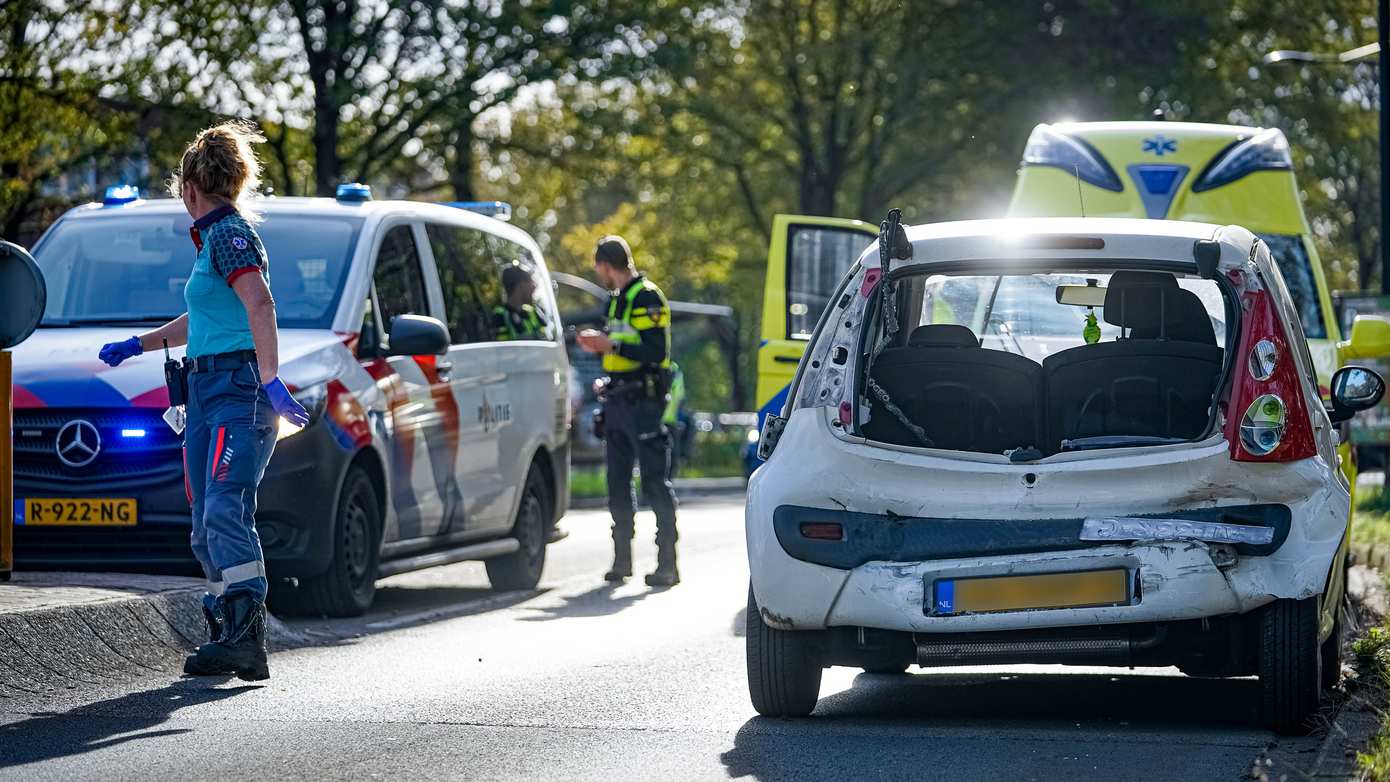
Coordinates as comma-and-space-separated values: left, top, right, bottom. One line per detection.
11, 185, 570, 616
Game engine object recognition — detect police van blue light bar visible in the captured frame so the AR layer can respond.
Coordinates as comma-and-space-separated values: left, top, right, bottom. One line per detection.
120, 428, 147, 438
445, 201, 512, 221
103, 185, 141, 206
336, 182, 373, 202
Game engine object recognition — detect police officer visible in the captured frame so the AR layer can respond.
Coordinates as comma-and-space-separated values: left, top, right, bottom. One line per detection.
98, 122, 309, 681
492, 264, 548, 340
576, 236, 680, 587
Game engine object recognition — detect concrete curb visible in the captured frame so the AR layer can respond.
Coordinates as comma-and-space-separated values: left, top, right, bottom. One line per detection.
0, 587, 303, 696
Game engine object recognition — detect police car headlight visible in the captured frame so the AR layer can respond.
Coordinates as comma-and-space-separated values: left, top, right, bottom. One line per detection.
276, 384, 328, 441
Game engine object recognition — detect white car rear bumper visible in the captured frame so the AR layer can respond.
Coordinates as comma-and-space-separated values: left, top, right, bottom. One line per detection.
747, 409, 1348, 633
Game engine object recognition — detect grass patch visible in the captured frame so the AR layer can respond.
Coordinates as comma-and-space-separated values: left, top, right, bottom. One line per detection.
1355, 624, 1390, 778
570, 467, 609, 499
1355, 486, 1390, 550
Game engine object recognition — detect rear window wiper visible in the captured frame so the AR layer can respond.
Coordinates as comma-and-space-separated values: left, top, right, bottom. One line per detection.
1059, 435, 1187, 452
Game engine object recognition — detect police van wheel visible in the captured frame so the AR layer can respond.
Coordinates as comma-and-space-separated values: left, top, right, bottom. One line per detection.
485, 467, 549, 591
272, 467, 381, 618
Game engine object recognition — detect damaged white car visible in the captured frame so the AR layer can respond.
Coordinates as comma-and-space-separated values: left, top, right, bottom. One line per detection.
745, 214, 1385, 733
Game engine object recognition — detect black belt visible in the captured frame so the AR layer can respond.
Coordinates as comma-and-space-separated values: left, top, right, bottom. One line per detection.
185, 349, 257, 373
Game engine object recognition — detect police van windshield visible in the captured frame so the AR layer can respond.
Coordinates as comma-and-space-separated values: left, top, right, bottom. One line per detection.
34, 212, 363, 329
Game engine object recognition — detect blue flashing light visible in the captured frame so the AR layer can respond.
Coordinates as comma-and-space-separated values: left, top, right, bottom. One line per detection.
336, 182, 373, 202
445, 201, 512, 221
103, 185, 141, 206
120, 428, 148, 438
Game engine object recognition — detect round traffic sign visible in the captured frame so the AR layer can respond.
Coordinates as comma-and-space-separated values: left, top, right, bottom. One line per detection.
0, 240, 45, 349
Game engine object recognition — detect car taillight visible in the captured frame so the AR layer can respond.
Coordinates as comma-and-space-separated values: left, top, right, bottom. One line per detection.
1223, 285, 1316, 461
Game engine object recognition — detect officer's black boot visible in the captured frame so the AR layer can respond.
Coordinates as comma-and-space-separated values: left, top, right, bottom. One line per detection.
183, 593, 270, 681
645, 542, 679, 587
201, 603, 223, 643
604, 540, 633, 582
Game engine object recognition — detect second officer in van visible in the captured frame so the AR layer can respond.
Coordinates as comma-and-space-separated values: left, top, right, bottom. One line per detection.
576, 235, 680, 587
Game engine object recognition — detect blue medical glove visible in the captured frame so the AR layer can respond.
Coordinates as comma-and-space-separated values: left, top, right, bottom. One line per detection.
263, 377, 311, 427
98, 336, 143, 367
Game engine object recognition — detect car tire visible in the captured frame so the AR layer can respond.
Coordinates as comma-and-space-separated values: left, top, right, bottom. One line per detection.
270, 466, 381, 618
1321, 596, 1346, 691
1259, 597, 1323, 735
746, 585, 822, 717
485, 466, 548, 591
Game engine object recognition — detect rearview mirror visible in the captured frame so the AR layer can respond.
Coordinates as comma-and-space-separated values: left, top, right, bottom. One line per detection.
1055, 283, 1106, 308
1328, 365, 1386, 423
386, 314, 450, 356
1341, 315, 1390, 360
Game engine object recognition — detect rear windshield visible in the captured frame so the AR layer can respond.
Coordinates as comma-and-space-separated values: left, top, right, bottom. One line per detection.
1256, 234, 1325, 339
916, 273, 1226, 362
34, 212, 363, 329
859, 270, 1230, 456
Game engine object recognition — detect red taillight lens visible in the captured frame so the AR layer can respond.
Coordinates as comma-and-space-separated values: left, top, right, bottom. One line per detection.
1223, 286, 1316, 462
799, 522, 844, 541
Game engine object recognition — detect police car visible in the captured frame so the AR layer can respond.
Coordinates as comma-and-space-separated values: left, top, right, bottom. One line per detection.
12, 184, 571, 616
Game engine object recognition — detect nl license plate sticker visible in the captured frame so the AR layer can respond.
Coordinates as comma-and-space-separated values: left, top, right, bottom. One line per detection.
931, 568, 1131, 616
17, 498, 137, 526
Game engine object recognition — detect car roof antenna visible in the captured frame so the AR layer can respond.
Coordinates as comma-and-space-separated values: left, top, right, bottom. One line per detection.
1074, 164, 1086, 218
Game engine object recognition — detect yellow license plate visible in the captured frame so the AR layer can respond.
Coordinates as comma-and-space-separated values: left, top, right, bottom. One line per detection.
932, 569, 1130, 615
23, 498, 137, 526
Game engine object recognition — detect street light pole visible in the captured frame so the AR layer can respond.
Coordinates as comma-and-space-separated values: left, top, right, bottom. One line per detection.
1380, 0, 1389, 293
1265, 27, 1390, 293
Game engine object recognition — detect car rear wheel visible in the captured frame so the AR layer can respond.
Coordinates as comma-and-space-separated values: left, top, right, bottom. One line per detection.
485, 466, 549, 591
270, 466, 381, 618
1259, 597, 1323, 734
746, 585, 822, 717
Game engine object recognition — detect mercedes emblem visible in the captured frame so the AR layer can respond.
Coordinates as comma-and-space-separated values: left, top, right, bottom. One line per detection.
55, 419, 101, 468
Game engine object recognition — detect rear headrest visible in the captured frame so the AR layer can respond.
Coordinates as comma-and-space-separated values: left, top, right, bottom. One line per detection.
1129, 289, 1217, 344
908, 324, 979, 347
1103, 271, 1179, 329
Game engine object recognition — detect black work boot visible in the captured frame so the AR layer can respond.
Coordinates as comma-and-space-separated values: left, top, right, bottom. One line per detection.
183, 593, 270, 681
201, 602, 223, 643
645, 543, 679, 587
604, 541, 633, 582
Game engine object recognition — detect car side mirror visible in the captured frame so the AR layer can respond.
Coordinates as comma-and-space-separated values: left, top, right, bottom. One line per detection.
385, 314, 450, 356
1340, 315, 1390, 360
1328, 365, 1386, 423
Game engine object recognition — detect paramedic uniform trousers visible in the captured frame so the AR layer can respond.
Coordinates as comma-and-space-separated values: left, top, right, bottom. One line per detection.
604, 394, 678, 547
184, 362, 276, 606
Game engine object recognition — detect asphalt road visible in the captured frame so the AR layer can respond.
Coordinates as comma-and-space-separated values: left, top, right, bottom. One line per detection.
0, 496, 1292, 781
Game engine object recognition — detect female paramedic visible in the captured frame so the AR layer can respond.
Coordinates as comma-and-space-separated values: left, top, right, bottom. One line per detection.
98, 122, 309, 681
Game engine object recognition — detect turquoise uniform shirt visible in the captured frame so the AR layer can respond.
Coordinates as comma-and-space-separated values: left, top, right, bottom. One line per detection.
185, 206, 269, 358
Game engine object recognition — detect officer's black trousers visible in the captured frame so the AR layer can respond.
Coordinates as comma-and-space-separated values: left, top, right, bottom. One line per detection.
604, 394, 679, 547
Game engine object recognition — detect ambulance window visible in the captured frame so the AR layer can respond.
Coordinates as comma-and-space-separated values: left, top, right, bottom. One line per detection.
372, 224, 429, 328
787, 227, 872, 340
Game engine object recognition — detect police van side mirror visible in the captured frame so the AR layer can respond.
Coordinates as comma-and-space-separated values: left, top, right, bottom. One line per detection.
385, 315, 451, 356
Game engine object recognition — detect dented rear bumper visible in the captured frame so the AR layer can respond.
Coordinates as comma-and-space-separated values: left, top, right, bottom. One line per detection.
746, 408, 1349, 633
